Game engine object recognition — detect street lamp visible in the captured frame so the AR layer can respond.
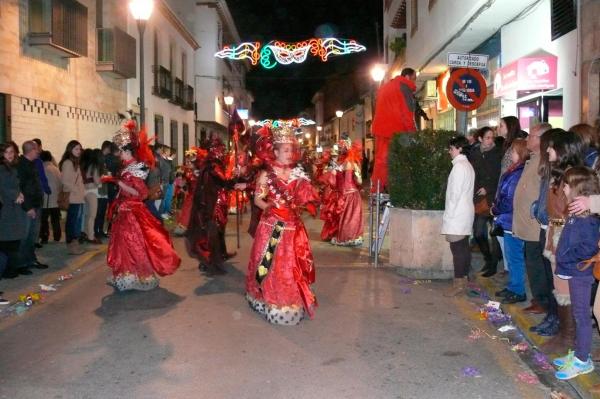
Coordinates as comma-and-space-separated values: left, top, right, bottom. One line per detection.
335, 110, 343, 141
370, 64, 386, 83
224, 95, 234, 107
129, 0, 154, 127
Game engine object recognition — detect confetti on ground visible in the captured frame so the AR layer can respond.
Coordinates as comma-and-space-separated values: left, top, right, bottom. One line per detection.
485, 300, 501, 310
398, 277, 414, 284
516, 372, 539, 384
400, 287, 412, 294
468, 328, 485, 340
39, 284, 57, 292
58, 274, 74, 281
461, 366, 481, 378
498, 325, 516, 333
511, 342, 529, 352
533, 352, 553, 370
413, 279, 432, 285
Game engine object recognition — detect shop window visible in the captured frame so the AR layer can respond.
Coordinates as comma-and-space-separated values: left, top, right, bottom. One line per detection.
551, 0, 576, 41
410, 0, 418, 37
154, 114, 164, 144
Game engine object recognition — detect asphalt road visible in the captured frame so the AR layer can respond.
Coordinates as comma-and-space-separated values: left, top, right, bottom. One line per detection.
0, 216, 562, 399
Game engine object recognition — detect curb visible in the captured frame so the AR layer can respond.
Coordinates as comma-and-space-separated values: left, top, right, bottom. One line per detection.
475, 273, 600, 399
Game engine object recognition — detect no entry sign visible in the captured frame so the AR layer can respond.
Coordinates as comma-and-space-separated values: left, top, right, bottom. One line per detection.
445, 68, 487, 112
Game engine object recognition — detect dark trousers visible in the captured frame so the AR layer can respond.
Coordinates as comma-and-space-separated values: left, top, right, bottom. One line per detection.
65, 204, 83, 243
473, 215, 500, 269
0, 250, 7, 277
524, 231, 554, 307
40, 208, 61, 242
569, 275, 594, 361
18, 208, 41, 267
94, 198, 109, 236
0, 240, 21, 275
450, 237, 471, 278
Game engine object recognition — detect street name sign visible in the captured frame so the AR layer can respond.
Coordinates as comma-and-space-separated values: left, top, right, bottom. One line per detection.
447, 52, 488, 69
445, 68, 487, 112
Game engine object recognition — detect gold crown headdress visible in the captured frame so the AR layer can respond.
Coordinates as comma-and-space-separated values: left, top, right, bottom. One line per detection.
272, 125, 296, 145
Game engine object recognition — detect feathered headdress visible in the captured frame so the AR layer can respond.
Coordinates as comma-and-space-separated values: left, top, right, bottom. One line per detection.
112, 119, 155, 169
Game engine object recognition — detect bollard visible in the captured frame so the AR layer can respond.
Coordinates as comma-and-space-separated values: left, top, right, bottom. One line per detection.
375, 180, 380, 268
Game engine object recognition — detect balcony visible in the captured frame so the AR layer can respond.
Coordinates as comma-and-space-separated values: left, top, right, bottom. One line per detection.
170, 78, 184, 106
182, 85, 194, 110
152, 66, 172, 99
96, 27, 136, 79
28, 0, 88, 58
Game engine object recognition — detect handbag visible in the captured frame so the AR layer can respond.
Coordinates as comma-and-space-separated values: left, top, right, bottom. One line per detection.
474, 195, 490, 216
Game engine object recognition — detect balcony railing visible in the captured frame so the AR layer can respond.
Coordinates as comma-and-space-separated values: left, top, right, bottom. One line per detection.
152, 65, 172, 99
170, 77, 184, 106
182, 85, 194, 110
28, 0, 88, 58
96, 27, 136, 79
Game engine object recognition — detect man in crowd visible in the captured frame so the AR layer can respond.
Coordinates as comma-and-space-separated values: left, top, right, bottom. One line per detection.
32, 138, 51, 247
371, 67, 418, 191
16, 140, 48, 274
512, 123, 553, 308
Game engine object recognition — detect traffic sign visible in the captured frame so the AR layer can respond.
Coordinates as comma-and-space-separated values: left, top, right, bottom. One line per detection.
447, 52, 488, 69
445, 68, 487, 112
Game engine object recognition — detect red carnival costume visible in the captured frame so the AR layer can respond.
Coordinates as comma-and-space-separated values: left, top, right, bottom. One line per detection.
175, 148, 205, 233
318, 151, 342, 241
246, 126, 320, 325
331, 139, 364, 246
371, 75, 417, 190
106, 122, 181, 291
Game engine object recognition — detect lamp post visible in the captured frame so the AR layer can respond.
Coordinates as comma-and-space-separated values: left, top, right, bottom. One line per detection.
316, 125, 322, 145
335, 110, 343, 141
129, 0, 154, 127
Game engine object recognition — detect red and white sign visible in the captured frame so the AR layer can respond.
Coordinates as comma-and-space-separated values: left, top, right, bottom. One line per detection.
494, 55, 557, 98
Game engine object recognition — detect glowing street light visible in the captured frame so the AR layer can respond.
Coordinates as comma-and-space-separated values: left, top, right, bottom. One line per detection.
370, 64, 386, 83
129, 0, 154, 126
316, 125, 323, 132
224, 95, 234, 106
305, 132, 311, 139
335, 110, 344, 118
335, 110, 343, 141
248, 119, 256, 127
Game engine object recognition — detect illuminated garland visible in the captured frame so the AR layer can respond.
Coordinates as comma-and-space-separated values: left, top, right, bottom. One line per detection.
215, 38, 366, 69
255, 118, 316, 127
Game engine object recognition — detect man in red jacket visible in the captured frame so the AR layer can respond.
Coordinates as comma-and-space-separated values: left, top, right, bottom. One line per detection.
371, 67, 418, 191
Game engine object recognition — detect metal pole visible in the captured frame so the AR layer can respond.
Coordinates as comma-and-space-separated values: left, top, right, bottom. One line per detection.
368, 180, 373, 257
375, 180, 380, 268
234, 128, 240, 249
137, 20, 146, 127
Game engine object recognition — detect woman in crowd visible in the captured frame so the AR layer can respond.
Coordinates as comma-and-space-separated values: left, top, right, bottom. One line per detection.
541, 130, 585, 353
470, 126, 502, 277
0, 142, 27, 279
570, 123, 599, 168
551, 166, 600, 380
81, 148, 103, 244
106, 122, 180, 291
60, 140, 86, 255
441, 136, 475, 297
40, 150, 62, 244
94, 148, 109, 240
246, 125, 320, 325
493, 138, 528, 304
497, 116, 526, 175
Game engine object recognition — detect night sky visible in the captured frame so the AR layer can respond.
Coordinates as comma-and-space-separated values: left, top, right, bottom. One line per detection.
226, 0, 383, 119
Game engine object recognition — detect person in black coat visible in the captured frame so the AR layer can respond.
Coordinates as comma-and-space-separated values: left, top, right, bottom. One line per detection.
470, 127, 503, 277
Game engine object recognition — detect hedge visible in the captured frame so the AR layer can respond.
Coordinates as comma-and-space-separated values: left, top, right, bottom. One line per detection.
388, 129, 457, 210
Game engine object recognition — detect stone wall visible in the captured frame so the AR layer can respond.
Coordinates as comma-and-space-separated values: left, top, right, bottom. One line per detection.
580, 0, 600, 125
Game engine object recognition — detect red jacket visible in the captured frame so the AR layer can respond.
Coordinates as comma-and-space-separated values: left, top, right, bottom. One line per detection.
372, 76, 417, 138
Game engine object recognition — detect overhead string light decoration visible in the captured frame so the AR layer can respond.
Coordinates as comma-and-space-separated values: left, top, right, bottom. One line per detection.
215, 38, 367, 69
255, 118, 316, 128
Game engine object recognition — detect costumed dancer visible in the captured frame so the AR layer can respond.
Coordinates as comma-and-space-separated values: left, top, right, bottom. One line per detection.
174, 148, 204, 236
246, 125, 320, 325
105, 121, 181, 291
331, 138, 364, 246
319, 147, 342, 241
185, 136, 243, 275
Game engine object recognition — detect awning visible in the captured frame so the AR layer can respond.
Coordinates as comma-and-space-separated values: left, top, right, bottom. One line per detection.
493, 54, 558, 98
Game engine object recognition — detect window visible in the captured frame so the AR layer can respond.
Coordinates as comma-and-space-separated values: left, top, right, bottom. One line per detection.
410, 0, 418, 37
169, 41, 175, 77
428, 0, 437, 11
182, 52, 187, 84
551, 0, 576, 41
182, 123, 189, 152
154, 114, 164, 144
170, 120, 178, 161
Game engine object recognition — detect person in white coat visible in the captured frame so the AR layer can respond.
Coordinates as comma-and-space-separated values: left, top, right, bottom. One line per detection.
442, 136, 475, 297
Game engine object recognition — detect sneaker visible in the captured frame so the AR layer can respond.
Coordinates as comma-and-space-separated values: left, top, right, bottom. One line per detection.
530, 313, 555, 333
536, 314, 559, 336
555, 355, 594, 380
553, 350, 574, 368
0, 298, 9, 305
501, 292, 527, 304
495, 288, 511, 297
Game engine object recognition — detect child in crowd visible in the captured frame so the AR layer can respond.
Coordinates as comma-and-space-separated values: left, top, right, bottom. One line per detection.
552, 166, 600, 380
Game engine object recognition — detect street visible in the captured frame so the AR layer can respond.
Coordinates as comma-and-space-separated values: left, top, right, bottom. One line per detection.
0, 216, 559, 399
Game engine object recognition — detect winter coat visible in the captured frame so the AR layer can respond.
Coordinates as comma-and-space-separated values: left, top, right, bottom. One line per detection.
17, 156, 43, 211
470, 144, 502, 208
555, 215, 600, 277
0, 165, 27, 242
43, 162, 62, 208
60, 159, 85, 204
442, 154, 475, 236
491, 163, 525, 232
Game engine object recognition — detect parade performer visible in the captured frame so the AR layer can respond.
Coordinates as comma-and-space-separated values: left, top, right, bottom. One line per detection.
185, 137, 243, 275
105, 121, 181, 291
174, 148, 204, 236
331, 139, 364, 246
246, 125, 320, 325
319, 148, 342, 241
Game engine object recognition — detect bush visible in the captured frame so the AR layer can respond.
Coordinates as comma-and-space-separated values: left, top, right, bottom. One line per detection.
388, 129, 457, 210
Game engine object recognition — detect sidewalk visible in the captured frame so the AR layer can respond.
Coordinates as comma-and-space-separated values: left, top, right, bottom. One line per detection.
473, 265, 600, 399
0, 241, 106, 319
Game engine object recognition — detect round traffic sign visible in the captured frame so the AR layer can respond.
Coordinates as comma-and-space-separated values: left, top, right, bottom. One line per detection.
445, 68, 487, 112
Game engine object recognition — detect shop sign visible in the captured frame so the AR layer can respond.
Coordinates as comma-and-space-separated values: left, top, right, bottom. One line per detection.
445, 68, 487, 112
447, 52, 489, 69
494, 55, 557, 98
